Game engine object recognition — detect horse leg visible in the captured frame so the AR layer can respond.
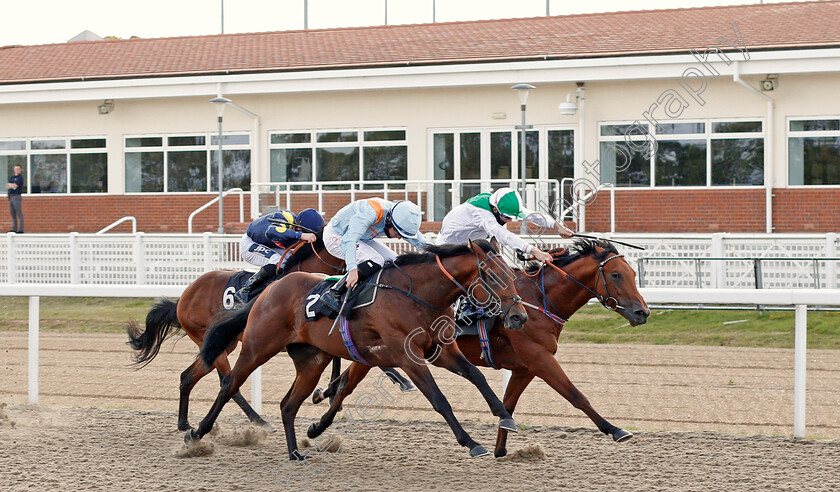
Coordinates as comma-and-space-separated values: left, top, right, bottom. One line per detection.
307, 362, 373, 439
312, 356, 342, 405
430, 343, 516, 432
493, 368, 536, 457
530, 350, 632, 442
397, 355, 489, 457
214, 354, 270, 428
185, 345, 270, 442
177, 357, 214, 431
281, 344, 333, 460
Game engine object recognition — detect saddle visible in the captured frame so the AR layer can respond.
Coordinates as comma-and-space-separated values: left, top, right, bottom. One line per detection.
305, 270, 385, 321
452, 295, 500, 370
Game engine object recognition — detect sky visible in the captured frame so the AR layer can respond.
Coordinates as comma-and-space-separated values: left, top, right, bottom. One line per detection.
0, 0, 809, 47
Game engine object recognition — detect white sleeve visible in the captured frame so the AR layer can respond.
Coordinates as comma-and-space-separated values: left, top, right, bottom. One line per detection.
475, 209, 531, 253
520, 207, 556, 230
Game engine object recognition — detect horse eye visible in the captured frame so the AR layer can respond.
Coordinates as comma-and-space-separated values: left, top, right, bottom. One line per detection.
611, 272, 621, 279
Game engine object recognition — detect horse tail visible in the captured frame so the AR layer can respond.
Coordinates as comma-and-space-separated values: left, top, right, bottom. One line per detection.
126, 297, 181, 368
201, 299, 254, 367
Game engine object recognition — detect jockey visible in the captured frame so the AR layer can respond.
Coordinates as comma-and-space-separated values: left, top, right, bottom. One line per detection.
234, 208, 326, 303
320, 198, 426, 314
436, 187, 574, 262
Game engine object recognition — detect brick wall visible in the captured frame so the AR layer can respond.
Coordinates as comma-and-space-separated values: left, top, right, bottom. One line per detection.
773, 189, 840, 232
3, 188, 837, 234
0, 191, 426, 234
584, 189, 767, 232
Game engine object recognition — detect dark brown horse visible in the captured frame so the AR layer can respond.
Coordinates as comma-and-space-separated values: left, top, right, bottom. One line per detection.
189, 240, 529, 458
311, 239, 650, 457
126, 235, 344, 431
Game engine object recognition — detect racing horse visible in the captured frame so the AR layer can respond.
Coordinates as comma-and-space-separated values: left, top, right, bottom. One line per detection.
190, 240, 529, 458
310, 239, 650, 457
126, 233, 344, 431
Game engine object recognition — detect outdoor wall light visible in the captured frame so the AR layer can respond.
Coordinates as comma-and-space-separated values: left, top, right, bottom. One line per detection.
760, 75, 778, 91
97, 100, 114, 115
558, 94, 578, 115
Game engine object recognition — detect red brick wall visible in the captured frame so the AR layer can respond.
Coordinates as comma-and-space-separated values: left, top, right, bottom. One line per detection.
0, 191, 426, 234
584, 189, 767, 233
3, 189, 837, 234
773, 189, 840, 232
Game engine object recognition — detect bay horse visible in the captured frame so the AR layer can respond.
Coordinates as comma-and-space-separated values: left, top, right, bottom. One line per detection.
125, 234, 344, 431
311, 239, 650, 457
189, 240, 529, 458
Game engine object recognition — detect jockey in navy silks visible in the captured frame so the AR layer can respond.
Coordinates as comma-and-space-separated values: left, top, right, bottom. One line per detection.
319, 198, 426, 315
234, 208, 325, 303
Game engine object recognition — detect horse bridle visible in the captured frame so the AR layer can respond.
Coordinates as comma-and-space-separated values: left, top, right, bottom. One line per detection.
436, 251, 524, 320
543, 251, 627, 313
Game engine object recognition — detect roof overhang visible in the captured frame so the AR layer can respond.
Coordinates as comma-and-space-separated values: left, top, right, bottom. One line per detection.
1, 47, 839, 105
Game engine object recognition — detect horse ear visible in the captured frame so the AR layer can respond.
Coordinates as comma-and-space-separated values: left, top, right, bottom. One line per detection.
468, 239, 482, 256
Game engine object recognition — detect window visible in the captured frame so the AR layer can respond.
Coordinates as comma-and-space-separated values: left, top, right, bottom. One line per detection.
789, 119, 840, 186
124, 134, 250, 193
269, 129, 407, 190
0, 137, 107, 194
430, 127, 575, 220
599, 120, 764, 187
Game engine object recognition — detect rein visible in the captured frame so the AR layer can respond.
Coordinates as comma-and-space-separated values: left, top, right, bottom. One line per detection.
308, 240, 343, 272
525, 250, 627, 318
435, 252, 523, 320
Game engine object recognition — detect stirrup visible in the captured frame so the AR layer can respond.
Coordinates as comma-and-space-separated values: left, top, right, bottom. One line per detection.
233, 288, 249, 304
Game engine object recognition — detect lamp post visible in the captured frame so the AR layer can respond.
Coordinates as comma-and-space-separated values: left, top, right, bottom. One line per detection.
210, 96, 231, 234
512, 84, 535, 232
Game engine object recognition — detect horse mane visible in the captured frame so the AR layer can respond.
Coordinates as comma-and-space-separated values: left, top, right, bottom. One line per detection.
525, 238, 619, 274
393, 239, 496, 266
279, 230, 326, 275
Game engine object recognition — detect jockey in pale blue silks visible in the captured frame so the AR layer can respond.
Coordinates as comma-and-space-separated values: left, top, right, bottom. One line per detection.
234, 208, 325, 303
320, 198, 425, 314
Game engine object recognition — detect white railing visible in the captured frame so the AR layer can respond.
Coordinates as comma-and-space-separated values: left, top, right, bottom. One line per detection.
96, 216, 137, 234
2, 283, 833, 438
187, 188, 247, 234
251, 178, 562, 222
2, 232, 839, 289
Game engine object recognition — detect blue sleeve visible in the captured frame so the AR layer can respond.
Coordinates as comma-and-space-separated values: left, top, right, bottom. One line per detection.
264, 225, 302, 246
340, 204, 378, 270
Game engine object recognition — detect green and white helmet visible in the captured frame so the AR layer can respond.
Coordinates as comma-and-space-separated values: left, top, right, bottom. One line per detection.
488, 187, 525, 220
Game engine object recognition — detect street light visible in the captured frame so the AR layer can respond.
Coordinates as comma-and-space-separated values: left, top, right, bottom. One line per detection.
512, 84, 535, 232
210, 95, 231, 234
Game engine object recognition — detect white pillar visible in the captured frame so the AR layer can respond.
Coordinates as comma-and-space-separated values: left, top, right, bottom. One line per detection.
794, 304, 807, 438
501, 368, 511, 395
69, 232, 80, 284
826, 233, 837, 289
28, 296, 39, 405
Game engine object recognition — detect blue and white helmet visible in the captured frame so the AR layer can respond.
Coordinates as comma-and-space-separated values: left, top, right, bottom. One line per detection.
387, 201, 423, 240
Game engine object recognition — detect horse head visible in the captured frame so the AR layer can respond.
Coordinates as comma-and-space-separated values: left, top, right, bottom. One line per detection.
468, 240, 528, 331
548, 239, 649, 326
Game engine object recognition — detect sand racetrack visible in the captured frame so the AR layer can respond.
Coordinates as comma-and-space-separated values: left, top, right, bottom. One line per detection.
1, 331, 839, 491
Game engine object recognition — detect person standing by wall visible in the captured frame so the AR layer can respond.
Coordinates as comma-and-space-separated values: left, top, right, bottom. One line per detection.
6, 165, 23, 233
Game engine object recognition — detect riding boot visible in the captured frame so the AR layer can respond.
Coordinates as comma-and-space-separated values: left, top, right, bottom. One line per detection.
234, 263, 275, 304
340, 260, 381, 318
319, 273, 348, 313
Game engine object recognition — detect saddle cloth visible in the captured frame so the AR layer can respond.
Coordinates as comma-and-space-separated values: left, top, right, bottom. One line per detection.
222, 270, 281, 310
305, 269, 384, 321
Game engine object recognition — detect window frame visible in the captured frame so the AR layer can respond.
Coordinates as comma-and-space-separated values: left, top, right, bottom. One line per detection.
598, 118, 765, 189
268, 127, 408, 189
123, 132, 251, 194
0, 136, 108, 194
786, 116, 840, 188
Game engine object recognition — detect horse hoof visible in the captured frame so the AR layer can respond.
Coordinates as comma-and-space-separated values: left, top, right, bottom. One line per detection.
307, 423, 323, 439
494, 447, 507, 458
499, 418, 517, 432
312, 388, 325, 404
612, 428, 633, 442
256, 419, 276, 432
177, 423, 192, 432
184, 429, 199, 443
469, 445, 490, 458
